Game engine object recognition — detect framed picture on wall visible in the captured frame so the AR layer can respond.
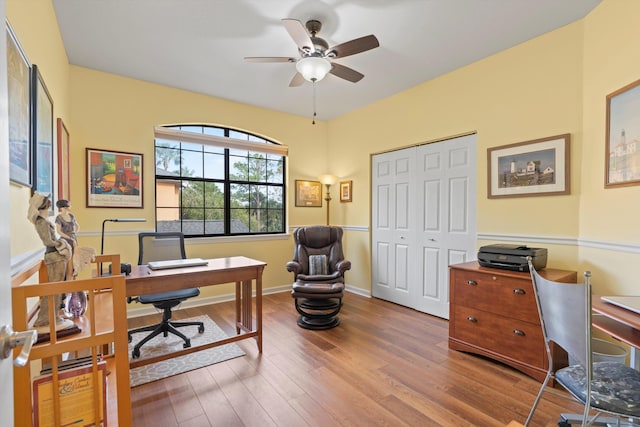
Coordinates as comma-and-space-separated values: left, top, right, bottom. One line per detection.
7, 22, 31, 187
605, 78, 640, 188
86, 148, 143, 208
57, 118, 71, 200
295, 180, 322, 207
339, 180, 352, 202
32, 64, 54, 212
487, 134, 571, 198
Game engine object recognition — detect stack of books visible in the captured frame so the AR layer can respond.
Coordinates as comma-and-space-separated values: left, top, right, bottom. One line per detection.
33, 355, 107, 426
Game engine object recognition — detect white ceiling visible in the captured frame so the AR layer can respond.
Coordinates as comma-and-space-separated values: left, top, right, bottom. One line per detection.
52, 0, 601, 121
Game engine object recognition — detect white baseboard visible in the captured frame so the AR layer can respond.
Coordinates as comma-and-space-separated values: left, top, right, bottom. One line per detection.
126, 282, 370, 317
126, 284, 292, 318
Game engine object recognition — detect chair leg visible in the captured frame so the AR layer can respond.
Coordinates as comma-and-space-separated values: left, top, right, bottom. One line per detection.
132, 323, 167, 358
525, 371, 551, 426
171, 320, 205, 333
129, 308, 205, 358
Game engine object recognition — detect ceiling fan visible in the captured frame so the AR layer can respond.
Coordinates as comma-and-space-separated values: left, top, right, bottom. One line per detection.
244, 18, 379, 87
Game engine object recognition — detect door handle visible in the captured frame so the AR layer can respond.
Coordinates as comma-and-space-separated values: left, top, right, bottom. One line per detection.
0, 325, 38, 367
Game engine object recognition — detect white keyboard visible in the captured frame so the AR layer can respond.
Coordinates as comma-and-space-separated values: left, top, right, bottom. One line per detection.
147, 258, 208, 270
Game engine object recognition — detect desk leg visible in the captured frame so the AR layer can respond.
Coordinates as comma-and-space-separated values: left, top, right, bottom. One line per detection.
235, 281, 241, 335
241, 280, 253, 331
256, 275, 262, 352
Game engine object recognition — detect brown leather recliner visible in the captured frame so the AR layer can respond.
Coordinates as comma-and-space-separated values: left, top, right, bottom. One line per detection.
286, 226, 351, 329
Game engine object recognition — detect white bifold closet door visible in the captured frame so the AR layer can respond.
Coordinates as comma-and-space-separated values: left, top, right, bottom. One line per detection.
371, 134, 477, 319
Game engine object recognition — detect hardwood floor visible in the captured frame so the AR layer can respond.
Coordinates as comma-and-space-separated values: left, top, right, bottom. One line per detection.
128, 291, 582, 427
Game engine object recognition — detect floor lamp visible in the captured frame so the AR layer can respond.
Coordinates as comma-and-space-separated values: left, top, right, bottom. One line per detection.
100, 218, 146, 275
318, 174, 338, 225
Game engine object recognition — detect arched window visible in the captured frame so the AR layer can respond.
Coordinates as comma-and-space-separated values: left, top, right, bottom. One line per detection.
154, 125, 287, 237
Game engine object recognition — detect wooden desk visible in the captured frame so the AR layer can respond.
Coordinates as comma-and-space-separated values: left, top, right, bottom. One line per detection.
592, 295, 640, 369
125, 256, 266, 369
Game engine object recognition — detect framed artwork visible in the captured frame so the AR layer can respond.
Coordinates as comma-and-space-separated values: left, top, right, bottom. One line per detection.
86, 148, 143, 208
605, 78, 640, 188
339, 180, 352, 202
295, 180, 322, 207
31, 64, 54, 212
7, 22, 31, 186
487, 134, 570, 199
57, 118, 70, 200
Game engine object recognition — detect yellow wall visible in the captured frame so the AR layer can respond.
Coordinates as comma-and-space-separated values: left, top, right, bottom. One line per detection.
8, 0, 640, 299
67, 66, 330, 291
7, 0, 70, 256
328, 18, 585, 286
577, 0, 640, 294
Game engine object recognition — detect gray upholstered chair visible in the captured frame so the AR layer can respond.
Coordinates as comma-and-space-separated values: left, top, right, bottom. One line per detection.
525, 257, 640, 426
286, 226, 351, 329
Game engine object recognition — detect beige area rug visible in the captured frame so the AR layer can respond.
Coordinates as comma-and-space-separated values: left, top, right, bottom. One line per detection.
128, 315, 245, 387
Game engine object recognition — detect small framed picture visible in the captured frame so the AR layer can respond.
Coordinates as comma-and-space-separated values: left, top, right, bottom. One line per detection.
339, 180, 352, 202
487, 134, 570, 198
605, 78, 640, 188
295, 180, 322, 207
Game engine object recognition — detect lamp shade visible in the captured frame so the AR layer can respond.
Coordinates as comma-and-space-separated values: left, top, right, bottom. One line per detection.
318, 174, 338, 186
296, 57, 331, 82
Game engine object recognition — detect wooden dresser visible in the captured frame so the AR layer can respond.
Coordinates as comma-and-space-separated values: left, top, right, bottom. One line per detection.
448, 261, 577, 382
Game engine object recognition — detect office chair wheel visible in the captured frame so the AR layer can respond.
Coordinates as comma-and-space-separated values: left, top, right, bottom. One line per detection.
132, 348, 140, 359
183, 338, 191, 349
198, 325, 204, 333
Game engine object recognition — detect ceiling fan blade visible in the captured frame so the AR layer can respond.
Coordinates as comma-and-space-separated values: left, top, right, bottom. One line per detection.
282, 18, 314, 53
330, 35, 379, 58
330, 62, 364, 83
244, 57, 296, 63
289, 72, 305, 87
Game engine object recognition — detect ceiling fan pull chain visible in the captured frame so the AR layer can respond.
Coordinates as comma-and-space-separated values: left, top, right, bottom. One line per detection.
312, 80, 317, 125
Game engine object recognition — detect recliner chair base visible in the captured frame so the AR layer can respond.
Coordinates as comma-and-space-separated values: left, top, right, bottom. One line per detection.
294, 297, 342, 330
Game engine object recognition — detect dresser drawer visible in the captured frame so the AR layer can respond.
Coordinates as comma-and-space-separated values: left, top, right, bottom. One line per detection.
451, 304, 544, 367
451, 268, 538, 323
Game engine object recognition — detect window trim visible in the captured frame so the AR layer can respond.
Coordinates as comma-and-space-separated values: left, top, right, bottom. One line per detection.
153, 125, 286, 237
154, 126, 288, 156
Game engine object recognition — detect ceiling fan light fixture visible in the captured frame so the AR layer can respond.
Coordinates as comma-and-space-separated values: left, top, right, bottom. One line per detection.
296, 56, 331, 82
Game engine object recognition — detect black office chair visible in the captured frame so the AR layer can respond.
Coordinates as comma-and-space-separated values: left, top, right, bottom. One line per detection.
525, 257, 640, 426
128, 232, 204, 359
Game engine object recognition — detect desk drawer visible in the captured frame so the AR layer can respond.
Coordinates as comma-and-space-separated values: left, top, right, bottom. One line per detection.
451, 304, 544, 367
451, 269, 538, 323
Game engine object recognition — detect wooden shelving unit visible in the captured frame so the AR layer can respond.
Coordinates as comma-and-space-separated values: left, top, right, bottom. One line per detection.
11, 255, 131, 426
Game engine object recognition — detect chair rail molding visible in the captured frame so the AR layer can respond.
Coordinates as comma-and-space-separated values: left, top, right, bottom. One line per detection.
478, 233, 640, 254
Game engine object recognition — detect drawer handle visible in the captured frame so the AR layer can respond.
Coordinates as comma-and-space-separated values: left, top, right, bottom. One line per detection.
467, 316, 477, 323
513, 288, 526, 295
467, 280, 477, 286
513, 329, 525, 336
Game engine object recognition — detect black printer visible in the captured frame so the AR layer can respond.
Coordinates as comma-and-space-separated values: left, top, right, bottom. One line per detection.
477, 244, 547, 272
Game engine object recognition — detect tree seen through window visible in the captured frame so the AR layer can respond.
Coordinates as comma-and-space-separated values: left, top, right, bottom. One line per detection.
154, 125, 285, 237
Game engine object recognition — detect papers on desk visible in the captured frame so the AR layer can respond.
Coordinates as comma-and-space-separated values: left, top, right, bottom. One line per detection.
602, 295, 640, 315
147, 258, 209, 270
